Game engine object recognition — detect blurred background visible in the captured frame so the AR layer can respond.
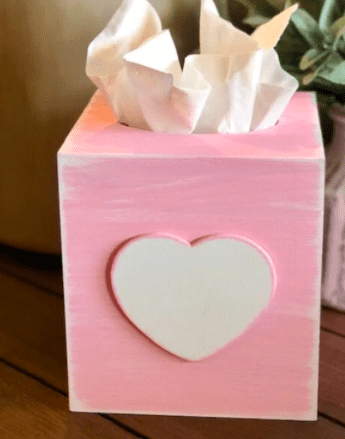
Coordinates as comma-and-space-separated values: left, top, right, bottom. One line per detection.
0, 0, 329, 255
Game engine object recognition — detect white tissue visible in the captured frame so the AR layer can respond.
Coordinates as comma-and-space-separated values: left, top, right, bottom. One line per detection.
86, 0, 299, 134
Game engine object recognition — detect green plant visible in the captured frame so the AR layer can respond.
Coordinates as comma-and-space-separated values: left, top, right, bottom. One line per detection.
233, 0, 345, 105
232, 0, 289, 26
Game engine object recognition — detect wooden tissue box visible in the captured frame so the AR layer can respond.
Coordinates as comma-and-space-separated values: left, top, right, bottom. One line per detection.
58, 91, 324, 419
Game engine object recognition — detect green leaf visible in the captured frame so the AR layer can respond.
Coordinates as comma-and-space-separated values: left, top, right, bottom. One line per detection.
266, 0, 286, 8
277, 18, 311, 53
302, 52, 333, 85
284, 0, 297, 8
233, 0, 279, 25
330, 14, 345, 37
319, 52, 345, 84
326, 60, 345, 84
299, 48, 330, 70
319, 0, 344, 31
330, 14, 345, 49
243, 15, 271, 26
338, 36, 345, 55
290, 9, 326, 49
275, 19, 311, 72
302, 70, 321, 86
215, 0, 229, 20
299, 73, 345, 103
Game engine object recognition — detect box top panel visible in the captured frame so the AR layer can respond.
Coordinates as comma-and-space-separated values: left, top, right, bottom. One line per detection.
59, 91, 324, 160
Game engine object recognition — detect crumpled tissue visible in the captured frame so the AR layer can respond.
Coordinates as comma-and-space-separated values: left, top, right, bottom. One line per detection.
86, 0, 299, 134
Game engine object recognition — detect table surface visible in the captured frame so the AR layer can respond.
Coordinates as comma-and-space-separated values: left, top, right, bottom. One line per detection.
0, 244, 344, 438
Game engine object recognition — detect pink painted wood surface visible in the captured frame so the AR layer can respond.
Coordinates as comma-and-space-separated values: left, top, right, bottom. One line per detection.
58, 92, 324, 419
60, 91, 323, 160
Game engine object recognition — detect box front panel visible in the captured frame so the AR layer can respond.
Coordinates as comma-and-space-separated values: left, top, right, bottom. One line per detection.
59, 155, 323, 419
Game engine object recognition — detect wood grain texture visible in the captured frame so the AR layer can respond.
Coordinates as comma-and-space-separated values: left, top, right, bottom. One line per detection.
0, 272, 67, 391
321, 308, 345, 336
0, 244, 63, 295
318, 331, 345, 424
113, 414, 345, 439
0, 266, 344, 437
0, 362, 135, 439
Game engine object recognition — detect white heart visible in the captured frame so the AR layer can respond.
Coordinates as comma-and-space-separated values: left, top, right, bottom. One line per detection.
110, 234, 274, 361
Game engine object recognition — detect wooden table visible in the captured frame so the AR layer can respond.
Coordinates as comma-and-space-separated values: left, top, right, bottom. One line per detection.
1, 244, 344, 438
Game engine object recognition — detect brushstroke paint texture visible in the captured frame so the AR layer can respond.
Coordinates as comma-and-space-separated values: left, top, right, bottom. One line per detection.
58, 91, 324, 419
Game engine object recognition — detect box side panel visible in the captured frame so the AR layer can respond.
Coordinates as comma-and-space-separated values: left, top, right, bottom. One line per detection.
310, 157, 325, 419
59, 155, 324, 419
57, 153, 75, 409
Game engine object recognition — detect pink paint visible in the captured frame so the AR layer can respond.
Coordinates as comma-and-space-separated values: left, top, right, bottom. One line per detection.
62, 91, 323, 159
58, 91, 324, 419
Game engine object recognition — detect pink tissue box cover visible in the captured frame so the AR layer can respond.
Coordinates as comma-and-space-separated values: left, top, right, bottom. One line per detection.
58, 91, 324, 419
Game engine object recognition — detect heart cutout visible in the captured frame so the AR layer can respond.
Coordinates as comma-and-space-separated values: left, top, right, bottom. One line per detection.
110, 234, 275, 361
